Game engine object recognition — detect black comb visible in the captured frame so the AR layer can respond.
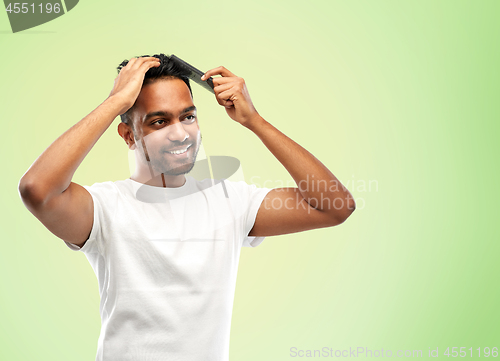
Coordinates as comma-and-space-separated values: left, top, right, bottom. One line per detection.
170, 54, 215, 94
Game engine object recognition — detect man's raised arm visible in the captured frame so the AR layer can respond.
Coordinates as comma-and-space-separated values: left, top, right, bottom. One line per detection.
18, 56, 160, 248
202, 66, 356, 237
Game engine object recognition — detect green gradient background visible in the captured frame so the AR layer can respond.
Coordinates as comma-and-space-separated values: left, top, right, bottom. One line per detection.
1, 1, 499, 360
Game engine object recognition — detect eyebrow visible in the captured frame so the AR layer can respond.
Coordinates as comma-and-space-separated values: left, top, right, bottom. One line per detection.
143, 106, 197, 123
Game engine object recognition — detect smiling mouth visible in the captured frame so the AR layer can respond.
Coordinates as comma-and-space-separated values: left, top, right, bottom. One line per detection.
165, 144, 192, 155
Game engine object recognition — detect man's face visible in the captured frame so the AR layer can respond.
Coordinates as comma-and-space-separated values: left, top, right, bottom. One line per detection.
131, 78, 201, 177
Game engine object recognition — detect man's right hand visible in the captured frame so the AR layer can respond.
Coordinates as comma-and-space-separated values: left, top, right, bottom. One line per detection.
108, 56, 160, 115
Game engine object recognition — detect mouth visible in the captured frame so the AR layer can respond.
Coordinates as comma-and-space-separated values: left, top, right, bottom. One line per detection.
165, 144, 192, 156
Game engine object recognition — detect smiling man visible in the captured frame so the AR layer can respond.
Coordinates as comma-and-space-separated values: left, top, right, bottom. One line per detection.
120, 74, 202, 186
18, 54, 356, 361
116, 57, 205, 187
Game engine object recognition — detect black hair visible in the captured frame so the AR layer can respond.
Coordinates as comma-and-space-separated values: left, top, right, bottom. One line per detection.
117, 53, 193, 130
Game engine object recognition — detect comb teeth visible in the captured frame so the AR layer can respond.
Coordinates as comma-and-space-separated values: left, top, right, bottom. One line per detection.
170, 57, 194, 77
170, 54, 215, 94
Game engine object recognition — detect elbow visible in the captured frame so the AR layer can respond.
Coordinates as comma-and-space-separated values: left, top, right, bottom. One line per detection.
332, 198, 356, 225
348, 198, 356, 214
18, 177, 47, 209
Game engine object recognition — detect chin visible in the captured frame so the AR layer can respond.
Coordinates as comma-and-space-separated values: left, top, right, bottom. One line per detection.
162, 166, 193, 176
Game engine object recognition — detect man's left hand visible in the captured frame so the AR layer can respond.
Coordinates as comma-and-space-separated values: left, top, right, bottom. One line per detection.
201, 66, 260, 128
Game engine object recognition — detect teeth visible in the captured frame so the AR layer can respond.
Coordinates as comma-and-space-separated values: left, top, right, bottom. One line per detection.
167, 146, 189, 155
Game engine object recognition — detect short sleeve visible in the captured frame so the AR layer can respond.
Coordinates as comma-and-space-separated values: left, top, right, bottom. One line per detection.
63, 184, 105, 254
236, 182, 273, 248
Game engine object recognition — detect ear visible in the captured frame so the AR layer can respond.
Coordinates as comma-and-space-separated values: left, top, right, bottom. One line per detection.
118, 122, 137, 150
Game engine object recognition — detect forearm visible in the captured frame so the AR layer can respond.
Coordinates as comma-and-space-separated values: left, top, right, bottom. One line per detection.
245, 115, 356, 218
19, 95, 123, 202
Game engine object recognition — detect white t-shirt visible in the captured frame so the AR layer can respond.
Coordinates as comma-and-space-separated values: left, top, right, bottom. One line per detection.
65, 175, 273, 361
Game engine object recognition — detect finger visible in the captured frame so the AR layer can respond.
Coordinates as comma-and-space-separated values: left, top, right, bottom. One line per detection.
140, 56, 160, 63
201, 66, 236, 80
131, 56, 159, 70
214, 92, 227, 107
139, 58, 161, 72
122, 57, 138, 70
212, 77, 239, 87
213, 81, 235, 94
217, 88, 236, 107
213, 86, 233, 107
217, 88, 235, 102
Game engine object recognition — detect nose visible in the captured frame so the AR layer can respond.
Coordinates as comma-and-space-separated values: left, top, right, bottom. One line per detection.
166, 120, 189, 142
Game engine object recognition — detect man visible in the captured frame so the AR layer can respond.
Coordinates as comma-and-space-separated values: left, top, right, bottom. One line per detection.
18, 54, 355, 360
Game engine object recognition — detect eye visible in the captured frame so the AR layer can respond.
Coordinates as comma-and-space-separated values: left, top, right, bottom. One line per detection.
152, 119, 166, 126
181, 114, 197, 124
